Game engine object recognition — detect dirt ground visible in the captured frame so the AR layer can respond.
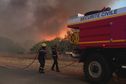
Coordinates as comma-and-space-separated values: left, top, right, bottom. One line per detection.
0, 53, 126, 84
0, 67, 87, 84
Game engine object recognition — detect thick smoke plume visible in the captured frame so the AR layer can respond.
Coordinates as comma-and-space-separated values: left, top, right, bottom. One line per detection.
0, 0, 117, 51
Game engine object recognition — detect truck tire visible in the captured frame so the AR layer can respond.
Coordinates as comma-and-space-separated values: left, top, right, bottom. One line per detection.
84, 53, 112, 84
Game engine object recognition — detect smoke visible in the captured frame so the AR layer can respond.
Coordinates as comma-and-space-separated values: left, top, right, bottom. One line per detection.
0, 0, 119, 50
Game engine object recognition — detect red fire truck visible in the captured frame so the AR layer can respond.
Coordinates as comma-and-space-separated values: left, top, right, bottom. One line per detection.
67, 7, 126, 83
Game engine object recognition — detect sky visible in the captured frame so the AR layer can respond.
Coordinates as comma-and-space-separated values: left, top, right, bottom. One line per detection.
0, 0, 126, 51
110, 0, 126, 9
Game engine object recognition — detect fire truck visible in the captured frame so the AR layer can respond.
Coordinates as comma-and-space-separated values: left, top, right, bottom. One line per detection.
67, 7, 126, 83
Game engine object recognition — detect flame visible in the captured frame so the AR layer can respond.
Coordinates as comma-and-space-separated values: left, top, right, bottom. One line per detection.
45, 35, 56, 41
59, 28, 68, 39
110, 1, 126, 9
40, 25, 69, 41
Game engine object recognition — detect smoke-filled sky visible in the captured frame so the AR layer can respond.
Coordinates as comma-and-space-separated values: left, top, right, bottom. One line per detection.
0, 0, 125, 50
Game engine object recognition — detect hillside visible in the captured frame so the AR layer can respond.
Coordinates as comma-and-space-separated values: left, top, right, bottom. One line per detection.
0, 37, 25, 53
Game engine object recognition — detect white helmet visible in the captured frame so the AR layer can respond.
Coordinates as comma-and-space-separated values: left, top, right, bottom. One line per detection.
41, 43, 47, 47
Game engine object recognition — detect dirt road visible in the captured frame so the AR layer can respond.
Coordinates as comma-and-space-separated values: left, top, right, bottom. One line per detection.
0, 66, 88, 84
0, 54, 125, 84
0, 54, 87, 84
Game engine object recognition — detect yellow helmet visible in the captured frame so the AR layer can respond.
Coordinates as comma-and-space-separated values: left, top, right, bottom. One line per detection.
41, 43, 47, 47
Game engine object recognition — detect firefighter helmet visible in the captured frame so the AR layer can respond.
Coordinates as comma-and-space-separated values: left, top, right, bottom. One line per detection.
41, 43, 47, 47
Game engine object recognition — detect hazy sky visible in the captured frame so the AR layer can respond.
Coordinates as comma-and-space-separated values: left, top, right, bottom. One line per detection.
0, 0, 125, 49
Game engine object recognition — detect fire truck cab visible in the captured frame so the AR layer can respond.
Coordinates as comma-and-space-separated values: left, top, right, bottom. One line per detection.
67, 7, 126, 84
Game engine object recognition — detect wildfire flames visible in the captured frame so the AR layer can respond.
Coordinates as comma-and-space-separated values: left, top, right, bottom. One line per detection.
41, 26, 69, 41
59, 28, 68, 39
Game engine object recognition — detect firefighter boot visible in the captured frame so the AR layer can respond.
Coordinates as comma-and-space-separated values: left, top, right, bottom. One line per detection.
39, 67, 44, 73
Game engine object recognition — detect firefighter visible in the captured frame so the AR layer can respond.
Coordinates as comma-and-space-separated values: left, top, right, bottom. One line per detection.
51, 45, 60, 72
38, 43, 47, 73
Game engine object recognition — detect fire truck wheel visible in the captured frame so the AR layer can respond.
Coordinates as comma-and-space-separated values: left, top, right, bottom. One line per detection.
84, 53, 112, 84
